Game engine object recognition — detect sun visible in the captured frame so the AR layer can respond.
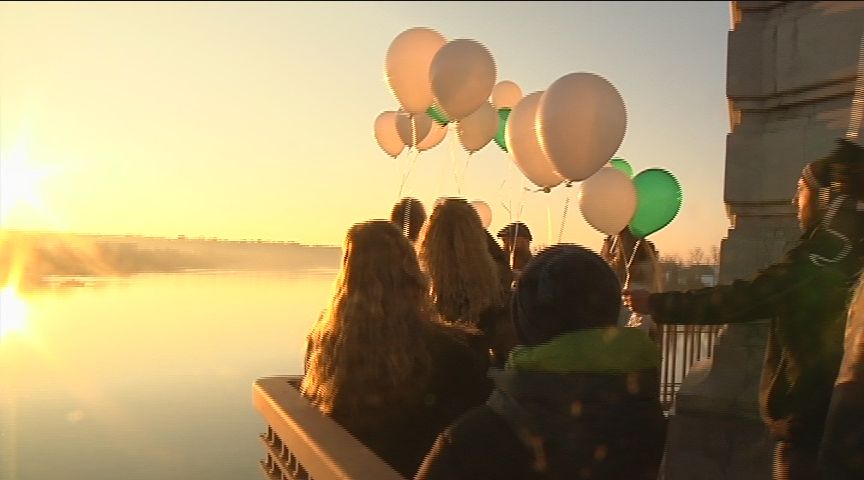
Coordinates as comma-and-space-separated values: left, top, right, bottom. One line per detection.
0, 145, 52, 226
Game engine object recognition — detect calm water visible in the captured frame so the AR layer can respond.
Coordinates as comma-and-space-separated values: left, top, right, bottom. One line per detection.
0, 270, 337, 480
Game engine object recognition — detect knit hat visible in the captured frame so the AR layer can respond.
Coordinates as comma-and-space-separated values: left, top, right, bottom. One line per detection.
497, 222, 533, 241
801, 138, 864, 209
512, 244, 622, 346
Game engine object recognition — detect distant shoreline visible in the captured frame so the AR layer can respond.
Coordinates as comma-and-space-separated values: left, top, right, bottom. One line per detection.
1, 230, 342, 290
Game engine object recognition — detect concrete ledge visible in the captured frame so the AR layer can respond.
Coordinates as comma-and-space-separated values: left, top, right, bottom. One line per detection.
253, 375, 403, 480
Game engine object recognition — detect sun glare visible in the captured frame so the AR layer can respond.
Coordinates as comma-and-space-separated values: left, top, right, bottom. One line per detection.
0, 286, 29, 341
0, 146, 51, 227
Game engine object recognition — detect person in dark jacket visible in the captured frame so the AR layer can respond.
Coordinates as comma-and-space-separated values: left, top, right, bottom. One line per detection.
301, 220, 491, 477
625, 138, 864, 479
416, 244, 667, 480
819, 270, 864, 478
497, 221, 534, 277
391, 197, 427, 243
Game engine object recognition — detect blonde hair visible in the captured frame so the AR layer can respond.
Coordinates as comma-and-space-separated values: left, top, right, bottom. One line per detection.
418, 198, 506, 326
301, 220, 446, 416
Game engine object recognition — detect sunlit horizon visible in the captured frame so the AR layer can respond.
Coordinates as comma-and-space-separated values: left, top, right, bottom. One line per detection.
0, 1, 732, 258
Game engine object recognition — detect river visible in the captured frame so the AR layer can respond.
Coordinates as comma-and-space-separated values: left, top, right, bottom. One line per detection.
0, 270, 337, 480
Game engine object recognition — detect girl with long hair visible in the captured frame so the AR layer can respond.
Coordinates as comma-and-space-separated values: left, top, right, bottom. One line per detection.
418, 198, 516, 365
301, 220, 491, 477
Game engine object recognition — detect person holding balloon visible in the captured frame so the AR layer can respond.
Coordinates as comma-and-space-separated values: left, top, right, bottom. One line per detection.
601, 228, 662, 340
496, 222, 534, 279
625, 138, 864, 479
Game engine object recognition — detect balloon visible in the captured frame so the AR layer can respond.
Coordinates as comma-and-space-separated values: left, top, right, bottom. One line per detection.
578, 167, 637, 236
505, 92, 563, 189
418, 122, 447, 151
396, 111, 432, 147
457, 101, 498, 153
430, 39, 497, 121
386, 27, 446, 114
426, 105, 450, 126
537, 72, 627, 181
629, 168, 683, 238
493, 108, 510, 152
609, 158, 633, 177
471, 200, 492, 228
491, 80, 523, 109
374, 111, 404, 158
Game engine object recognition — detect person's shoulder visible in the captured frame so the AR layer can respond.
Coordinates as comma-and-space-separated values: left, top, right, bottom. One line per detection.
441, 405, 509, 442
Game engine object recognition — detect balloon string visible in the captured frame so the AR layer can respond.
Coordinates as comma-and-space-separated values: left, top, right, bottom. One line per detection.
624, 238, 643, 290
401, 198, 412, 239
394, 148, 406, 202
558, 195, 571, 244
457, 151, 473, 195
546, 194, 553, 248
397, 114, 420, 199
450, 124, 461, 194
847, 32, 864, 141
398, 147, 420, 199
510, 187, 527, 270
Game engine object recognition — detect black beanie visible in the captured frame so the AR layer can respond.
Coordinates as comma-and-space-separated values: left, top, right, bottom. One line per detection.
512, 244, 622, 346
801, 139, 864, 207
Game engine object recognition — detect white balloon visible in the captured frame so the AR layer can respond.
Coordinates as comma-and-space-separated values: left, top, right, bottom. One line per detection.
374, 111, 404, 158
430, 39, 497, 121
457, 101, 498, 153
491, 80, 523, 109
418, 122, 448, 151
471, 200, 492, 228
396, 111, 432, 147
505, 92, 563, 189
538, 73, 627, 181
386, 28, 447, 114
578, 167, 637, 236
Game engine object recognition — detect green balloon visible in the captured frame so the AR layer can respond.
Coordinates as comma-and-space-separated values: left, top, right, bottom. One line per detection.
609, 158, 633, 177
426, 105, 450, 126
493, 108, 511, 153
628, 168, 682, 239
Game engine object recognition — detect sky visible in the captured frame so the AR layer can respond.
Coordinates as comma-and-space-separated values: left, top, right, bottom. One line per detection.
0, 1, 732, 257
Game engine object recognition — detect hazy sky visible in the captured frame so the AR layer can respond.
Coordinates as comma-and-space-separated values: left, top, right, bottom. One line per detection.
1, 1, 731, 257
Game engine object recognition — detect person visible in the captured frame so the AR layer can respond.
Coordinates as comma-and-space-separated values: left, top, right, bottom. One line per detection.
497, 222, 534, 277
624, 138, 864, 479
301, 220, 492, 477
819, 271, 864, 478
600, 229, 663, 338
419, 198, 516, 366
416, 244, 667, 480
390, 197, 427, 243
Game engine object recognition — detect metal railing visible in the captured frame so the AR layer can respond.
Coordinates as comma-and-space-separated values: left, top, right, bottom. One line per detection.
657, 324, 722, 410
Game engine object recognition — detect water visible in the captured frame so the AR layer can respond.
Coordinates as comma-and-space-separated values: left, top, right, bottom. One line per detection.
0, 270, 337, 480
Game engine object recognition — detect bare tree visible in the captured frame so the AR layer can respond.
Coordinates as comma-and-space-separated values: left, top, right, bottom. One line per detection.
688, 247, 705, 266
710, 245, 721, 266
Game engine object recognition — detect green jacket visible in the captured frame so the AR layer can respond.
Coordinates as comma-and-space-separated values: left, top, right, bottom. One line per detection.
649, 202, 864, 446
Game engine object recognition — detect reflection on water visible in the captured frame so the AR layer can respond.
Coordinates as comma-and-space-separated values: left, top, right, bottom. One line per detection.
0, 286, 29, 341
0, 270, 336, 480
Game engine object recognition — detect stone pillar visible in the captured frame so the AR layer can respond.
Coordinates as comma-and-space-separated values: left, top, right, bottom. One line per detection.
662, 2, 864, 479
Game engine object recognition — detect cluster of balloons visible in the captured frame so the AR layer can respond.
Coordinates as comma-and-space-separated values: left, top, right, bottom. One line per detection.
374, 27, 518, 158
579, 158, 683, 239
373, 26, 684, 240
